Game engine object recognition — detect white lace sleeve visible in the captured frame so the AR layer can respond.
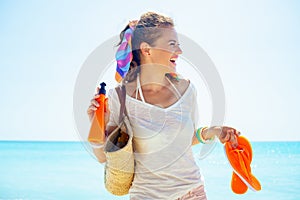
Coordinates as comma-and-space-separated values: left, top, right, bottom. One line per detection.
191, 83, 200, 129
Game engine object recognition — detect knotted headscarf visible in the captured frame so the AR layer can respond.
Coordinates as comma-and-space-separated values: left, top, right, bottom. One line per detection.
115, 20, 138, 82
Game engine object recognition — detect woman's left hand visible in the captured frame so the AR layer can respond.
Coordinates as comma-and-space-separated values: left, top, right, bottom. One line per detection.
215, 126, 241, 148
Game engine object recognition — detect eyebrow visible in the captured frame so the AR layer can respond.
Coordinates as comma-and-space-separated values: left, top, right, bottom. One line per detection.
168, 40, 177, 43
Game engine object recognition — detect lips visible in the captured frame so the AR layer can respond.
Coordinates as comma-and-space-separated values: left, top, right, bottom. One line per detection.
169, 56, 178, 66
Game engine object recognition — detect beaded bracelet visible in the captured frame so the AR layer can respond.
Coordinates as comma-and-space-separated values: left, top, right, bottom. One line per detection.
196, 127, 215, 144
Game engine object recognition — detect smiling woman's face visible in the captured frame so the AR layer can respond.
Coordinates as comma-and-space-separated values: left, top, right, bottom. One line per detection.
147, 28, 182, 72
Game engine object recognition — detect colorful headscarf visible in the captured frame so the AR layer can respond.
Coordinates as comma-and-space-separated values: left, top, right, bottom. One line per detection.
115, 21, 137, 82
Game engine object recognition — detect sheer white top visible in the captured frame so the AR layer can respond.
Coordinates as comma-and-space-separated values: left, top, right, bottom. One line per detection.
107, 76, 203, 199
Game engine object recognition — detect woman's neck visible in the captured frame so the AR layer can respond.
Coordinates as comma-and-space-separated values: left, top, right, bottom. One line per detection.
139, 64, 173, 92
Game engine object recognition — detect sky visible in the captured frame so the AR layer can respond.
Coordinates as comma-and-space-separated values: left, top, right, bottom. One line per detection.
0, 0, 299, 141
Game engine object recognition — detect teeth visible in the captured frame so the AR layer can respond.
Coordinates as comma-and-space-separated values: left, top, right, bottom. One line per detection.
170, 58, 177, 62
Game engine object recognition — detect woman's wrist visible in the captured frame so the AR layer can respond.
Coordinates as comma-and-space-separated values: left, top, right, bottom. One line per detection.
202, 126, 222, 140
196, 127, 217, 144
89, 142, 104, 149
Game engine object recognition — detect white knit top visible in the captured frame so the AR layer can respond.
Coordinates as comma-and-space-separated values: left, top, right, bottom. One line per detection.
107, 77, 204, 200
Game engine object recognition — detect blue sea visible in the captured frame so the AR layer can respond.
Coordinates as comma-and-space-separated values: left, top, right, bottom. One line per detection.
1, 141, 299, 200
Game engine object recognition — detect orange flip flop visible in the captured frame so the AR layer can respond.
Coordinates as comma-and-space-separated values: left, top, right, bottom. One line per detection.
231, 135, 253, 194
224, 136, 261, 194
231, 172, 248, 194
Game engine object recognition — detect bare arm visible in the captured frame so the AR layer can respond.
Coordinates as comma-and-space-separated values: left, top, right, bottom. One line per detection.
192, 131, 200, 145
192, 126, 241, 148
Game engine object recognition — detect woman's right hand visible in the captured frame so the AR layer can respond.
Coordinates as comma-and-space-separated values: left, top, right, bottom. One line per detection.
87, 87, 110, 124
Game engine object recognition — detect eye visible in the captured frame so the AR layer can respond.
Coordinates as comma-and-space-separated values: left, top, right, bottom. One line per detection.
169, 41, 179, 47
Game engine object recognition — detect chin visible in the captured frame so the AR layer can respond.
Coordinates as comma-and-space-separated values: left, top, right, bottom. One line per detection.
168, 66, 176, 72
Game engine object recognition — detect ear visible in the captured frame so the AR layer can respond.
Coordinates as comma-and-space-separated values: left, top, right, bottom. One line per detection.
140, 42, 151, 56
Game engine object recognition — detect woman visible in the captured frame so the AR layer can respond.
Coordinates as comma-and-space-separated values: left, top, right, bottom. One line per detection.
87, 12, 240, 200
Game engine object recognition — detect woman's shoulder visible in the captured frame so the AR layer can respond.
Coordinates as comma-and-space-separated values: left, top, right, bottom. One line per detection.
176, 78, 194, 96
124, 81, 137, 98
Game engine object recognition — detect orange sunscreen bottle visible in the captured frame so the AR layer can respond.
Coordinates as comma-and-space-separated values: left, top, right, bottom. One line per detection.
88, 82, 107, 144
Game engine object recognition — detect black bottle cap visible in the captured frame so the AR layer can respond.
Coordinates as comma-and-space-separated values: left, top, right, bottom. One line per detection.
99, 82, 106, 95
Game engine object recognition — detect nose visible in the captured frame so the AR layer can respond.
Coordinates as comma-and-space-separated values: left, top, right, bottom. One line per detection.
176, 45, 182, 55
